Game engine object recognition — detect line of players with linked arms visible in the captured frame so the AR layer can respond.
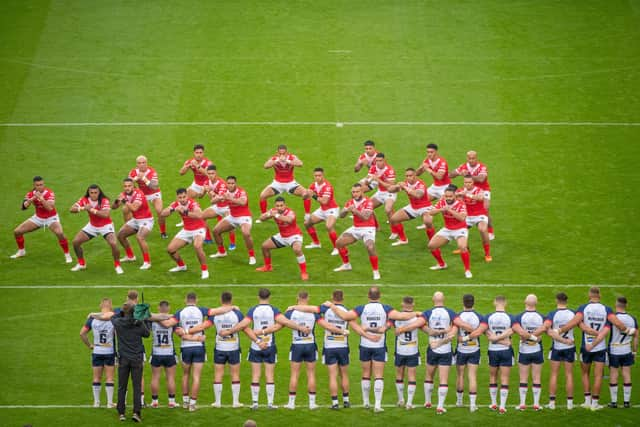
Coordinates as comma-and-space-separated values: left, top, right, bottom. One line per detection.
11, 140, 493, 280
82, 285, 637, 415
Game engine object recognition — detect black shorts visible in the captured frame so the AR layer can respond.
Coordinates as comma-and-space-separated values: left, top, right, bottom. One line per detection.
456, 351, 480, 366
359, 346, 387, 362
549, 348, 576, 363
609, 353, 634, 368
518, 351, 544, 365
290, 343, 317, 363
214, 349, 241, 365
426, 348, 452, 366
395, 353, 420, 367
150, 354, 177, 368
92, 353, 116, 367
248, 346, 277, 364
488, 349, 514, 367
580, 349, 607, 364
181, 347, 206, 364
322, 347, 350, 366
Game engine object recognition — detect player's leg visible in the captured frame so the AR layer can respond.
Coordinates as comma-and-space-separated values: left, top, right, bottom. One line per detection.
389, 209, 409, 245
250, 362, 262, 407
406, 366, 417, 408
621, 365, 632, 407
104, 232, 122, 273
264, 362, 277, 407
47, 221, 71, 261
117, 224, 137, 261
292, 185, 307, 199
455, 235, 471, 277
499, 366, 511, 411
258, 186, 276, 216
608, 366, 619, 407
151, 366, 161, 407
303, 214, 323, 247
339, 364, 350, 406
421, 211, 436, 240
455, 364, 466, 406
360, 360, 372, 408
104, 364, 115, 407
531, 362, 543, 409
488, 365, 499, 409
181, 363, 192, 408
334, 232, 356, 270
230, 361, 242, 407
92, 365, 104, 406
548, 360, 560, 408
211, 218, 233, 257
286, 361, 301, 408
364, 238, 380, 279
71, 230, 91, 268
325, 214, 339, 252
256, 238, 276, 271
212, 363, 225, 406
136, 225, 152, 267
166, 365, 177, 407
477, 220, 491, 261
188, 362, 204, 409
306, 361, 318, 408
591, 361, 605, 408
424, 364, 437, 407
192, 233, 208, 278
291, 241, 308, 279
468, 363, 479, 410
395, 365, 406, 405
517, 363, 529, 409
12, 218, 40, 257
563, 361, 574, 409
427, 234, 448, 269
372, 360, 386, 411
167, 237, 188, 271
240, 222, 256, 264
152, 197, 166, 237
436, 364, 450, 412
327, 363, 339, 407
580, 361, 592, 407
385, 198, 406, 242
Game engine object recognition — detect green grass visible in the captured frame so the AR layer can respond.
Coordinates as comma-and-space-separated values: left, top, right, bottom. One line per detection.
1, 0, 639, 426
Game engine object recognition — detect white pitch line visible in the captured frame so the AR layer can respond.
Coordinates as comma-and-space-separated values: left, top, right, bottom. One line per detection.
0, 283, 636, 289
1, 121, 639, 127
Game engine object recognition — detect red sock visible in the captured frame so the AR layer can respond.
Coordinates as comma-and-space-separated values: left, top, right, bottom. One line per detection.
58, 238, 69, 253
303, 198, 311, 214
205, 227, 212, 241
339, 248, 349, 264
229, 231, 236, 245
114, 260, 121, 268
328, 230, 338, 247
16, 236, 25, 250
307, 226, 320, 244
159, 222, 166, 234
488, 226, 494, 234
216, 215, 223, 222
248, 249, 255, 257
177, 259, 185, 267
299, 262, 307, 274
483, 243, 490, 256
143, 252, 150, 263
217, 245, 226, 255
460, 251, 470, 270
396, 224, 407, 241
369, 255, 379, 271
78, 258, 86, 266
201, 264, 208, 271
125, 247, 134, 258
426, 227, 435, 240
259, 199, 267, 214
264, 257, 272, 267
431, 249, 445, 266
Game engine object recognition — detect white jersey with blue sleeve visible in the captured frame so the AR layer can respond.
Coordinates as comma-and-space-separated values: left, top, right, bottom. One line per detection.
353, 302, 393, 349
173, 305, 209, 349
456, 310, 483, 354
577, 302, 612, 353
212, 309, 244, 352
394, 316, 420, 356
514, 310, 544, 354
285, 310, 320, 345
246, 304, 282, 351
422, 306, 457, 354
151, 322, 175, 356
545, 308, 575, 351
320, 304, 350, 349
84, 318, 115, 355
486, 311, 513, 351
609, 312, 637, 356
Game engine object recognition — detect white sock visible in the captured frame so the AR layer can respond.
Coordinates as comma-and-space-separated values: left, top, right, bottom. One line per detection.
361, 379, 371, 406
309, 392, 316, 406
251, 383, 260, 404
183, 395, 190, 405
288, 393, 296, 405
533, 384, 541, 406
189, 398, 197, 407
396, 380, 405, 401
424, 381, 434, 405
456, 390, 463, 405
232, 382, 241, 405
342, 392, 350, 404
105, 383, 114, 405
489, 385, 498, 406
92, 382, 101, 404
584, 394, 591, 406
519, 384, 527, 406
623, 383, 632, 403
297, 255, 306, 264
470, 392, 477, 407
141, 393, 145, 405
213, 383, 222, 404
437, 385, 448, 409
592, 397, 599, 407
373, 379, 384, 408
407, 383, 416, 406
499, 386, 509, 409
266, 383, 275, 405
168, 395, 176, 405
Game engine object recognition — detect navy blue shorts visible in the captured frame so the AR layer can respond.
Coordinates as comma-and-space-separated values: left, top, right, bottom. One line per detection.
150, 354, 177, 368
456, 351, 480, 366
426, 348, 452, 366
92, 353, 116, 367
609, 353, 634, 368
359, 346, 387, 362
394, 353, 420, 367
181, 346, 206, 364
580, 349, 607, 364
488, 349, 514, 367
323, 347, 350, 366
248, 346, 277, 364
214, 349, 241, 365
518, 351, 544, 365
290, 343, 317, 363
550, 348, 576, 363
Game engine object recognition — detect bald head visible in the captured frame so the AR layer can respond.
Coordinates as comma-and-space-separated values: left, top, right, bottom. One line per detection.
524, 294, 537, 308
432, 291, 445, 306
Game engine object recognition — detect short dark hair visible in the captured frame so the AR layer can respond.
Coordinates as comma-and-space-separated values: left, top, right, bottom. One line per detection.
186, 292, 197, 302
275, 196, 285, 203
123, 177, 134, 183
364, 140, 375, 147
368, 287, 381, 300
445, 184, 458, 193
193, 144, 205, 151
589, 286, 600, 296
462, 294, 475, 309
403, 296, 414, 305
352, 183, 362, 189
494, 295, 506, 304
33, 176, 43, 182
226, 175, 237, 182
298, 291, 309, 300
221, 291, 233, 304
556, 292, 568, 303
427, 143, 438, 150
277, 144, 287, 150
258, 288, 271, 300
159, 300, 170, 307
314, 167, 324, 173
207, 164, 217, 171
332, 289, 344, 302
405, 167, 416, 173
375, 152, 385, 158
463, 175, 473, 180
176, 188, 187, 195
127, 290, 138, 301
617, 296, 627, 307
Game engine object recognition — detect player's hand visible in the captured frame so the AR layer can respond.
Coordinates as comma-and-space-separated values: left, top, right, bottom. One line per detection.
196, 335, 206, 342
429, 340, 441, 350
626, 327, 637, 336
394, 328, 402, 336
254, 329, 265, 336
286, 306, 296, 312
322, 301, 333, 307
461, 335, 470, 343
585, 344, 593, 352
219, 329, 232, 337
366, 333, 381, 342
190, 160, 198, 168
342, 329, 350, 336
258, 341, 268, 350
300, 326, 311, 335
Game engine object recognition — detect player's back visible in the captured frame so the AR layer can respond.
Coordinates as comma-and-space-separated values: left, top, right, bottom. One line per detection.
213, 309, 244, 351
546, 308, 575, 350
609, 312, 637, 355
486, 311, 513, 351
175, 305, 208, 348
457, 310, 483, 353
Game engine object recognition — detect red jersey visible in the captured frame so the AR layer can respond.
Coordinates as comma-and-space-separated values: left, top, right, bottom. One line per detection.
454, 162, 490, 191
270, 154, 298, 183
434, 198, 467, 230
402, 179, 431, 210
76, 197, 113, 227
308, 180, 339, 210
358, 151, 378, 168
25, 188, 57, 219
169, 199, 206, 231
456, 186, 487, 216
183, 158, 212, 186
367, 163, 396, 191
345, 197, 376, 227
227, 187, 251, 217
128, 167, 160, 195
206, 177, 229, 208
422, 157, 451, 187
270, 207, 302, 238
120, 189, 153, 220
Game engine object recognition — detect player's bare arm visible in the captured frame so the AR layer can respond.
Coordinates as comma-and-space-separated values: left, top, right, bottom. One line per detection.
285, 305, 320, 313
388, 310, 420, 321
349, 320, 382, 342
276, 315, 311, 335
608, 313, 637, 335
394, 317, 426, 335
453, 317, 475, 333
323, 301, 358, 321
318, 318, 349, 336
79, 326, 93, 349
218, 317, 251, 337
557, 312, 583, 334
353, 207, 373, 221
585, 325, 611, 352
